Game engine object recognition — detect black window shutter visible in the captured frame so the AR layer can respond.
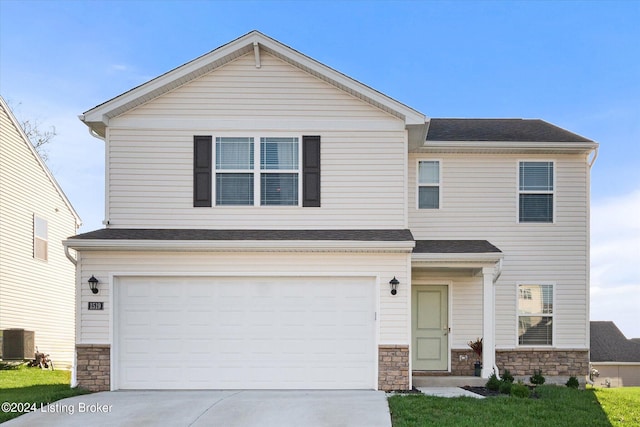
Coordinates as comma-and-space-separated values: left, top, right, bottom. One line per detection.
193, 135, 212, 207
302, 135, 321, 207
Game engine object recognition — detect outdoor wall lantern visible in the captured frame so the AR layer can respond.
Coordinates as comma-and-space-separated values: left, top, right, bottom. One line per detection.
88, 275, 99, 294
389, 277, 399, 295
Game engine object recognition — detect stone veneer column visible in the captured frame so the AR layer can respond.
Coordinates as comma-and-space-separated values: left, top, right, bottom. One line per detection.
76, 344, 110, 391
378, 345, 410, 391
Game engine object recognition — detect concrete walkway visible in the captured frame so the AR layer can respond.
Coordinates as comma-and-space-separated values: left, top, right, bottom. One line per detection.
4, 390, 391, 427
418, 387, 484, 399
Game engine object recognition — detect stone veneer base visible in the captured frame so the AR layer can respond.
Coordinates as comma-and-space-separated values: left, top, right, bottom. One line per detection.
378, 345, 410, 391
76, 344, 110, 392
449, 348, 589, 377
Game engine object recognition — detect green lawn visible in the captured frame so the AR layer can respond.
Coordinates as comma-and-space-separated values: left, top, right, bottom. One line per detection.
593, 387, 640, 426
388, 386, 640, 427
0, 365, 89, 423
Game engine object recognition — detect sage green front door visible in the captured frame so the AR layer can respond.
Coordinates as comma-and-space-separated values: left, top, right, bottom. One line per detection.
412, 285, 448, 370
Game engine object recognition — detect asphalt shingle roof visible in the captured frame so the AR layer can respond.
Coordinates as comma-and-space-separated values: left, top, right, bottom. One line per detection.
426, 118, 593, 143
590, 321, 640, 362
413, 240, 502, 254
68, 228, 415, 242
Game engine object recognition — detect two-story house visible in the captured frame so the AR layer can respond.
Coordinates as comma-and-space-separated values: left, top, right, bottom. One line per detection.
1, 95, 81, 369
65, 31, 597, 391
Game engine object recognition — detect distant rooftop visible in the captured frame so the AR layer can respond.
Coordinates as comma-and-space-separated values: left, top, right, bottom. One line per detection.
426, 118, 593, 143
590, 321, 640, 362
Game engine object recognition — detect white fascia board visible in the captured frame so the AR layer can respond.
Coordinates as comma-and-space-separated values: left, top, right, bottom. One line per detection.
63, 238, 415, 253
82, 34, 256, 124
412, 252, 503, 267
257, 35, 426, 126
415, 140, 599, 153
82, 31, 427, 131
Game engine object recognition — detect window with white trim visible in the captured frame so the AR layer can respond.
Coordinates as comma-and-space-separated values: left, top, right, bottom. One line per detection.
518, 284, 553, 345
418, 160, 440, 209
260, 137, 299, 206
214, 136, 299, 206
34, 215, 48, 261
519, 161, 554, 222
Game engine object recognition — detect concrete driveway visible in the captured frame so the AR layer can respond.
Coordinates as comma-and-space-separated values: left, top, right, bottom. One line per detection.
3, 390, 391, 427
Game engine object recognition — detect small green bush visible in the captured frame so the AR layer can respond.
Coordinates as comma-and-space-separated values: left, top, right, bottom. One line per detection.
499, 380, 513, 395
566, 376, 580, 389
0, 362, 21, 370
530, 369, 546, 385
511, 381, 531, 398
486, 373, 501, 391
501, 369, 514, 383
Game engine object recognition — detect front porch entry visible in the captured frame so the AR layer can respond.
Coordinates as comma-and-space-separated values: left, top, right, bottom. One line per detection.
410, 239, 504, 380
412, 285, 449, 371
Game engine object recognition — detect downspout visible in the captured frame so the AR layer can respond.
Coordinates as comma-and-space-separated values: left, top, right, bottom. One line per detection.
588, 146, 599, 169
64, 244, 77, 266
493, 258, 503, 378
89, 127, 106, 142
493, 258, 503, 284
79, 115, 109, 224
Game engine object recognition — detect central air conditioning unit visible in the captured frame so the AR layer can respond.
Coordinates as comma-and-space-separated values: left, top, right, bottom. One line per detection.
1, 329, 35, 360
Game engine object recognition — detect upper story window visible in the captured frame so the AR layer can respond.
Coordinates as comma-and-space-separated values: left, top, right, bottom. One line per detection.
519, 161, 554, 223
33, 215, 48, 261
260, 137, 299, 206
518, 283, 554, 346
214, 136, 300, 206
418, 160, 440, 209
194, 135, 319, 208
215, 137, 254, 206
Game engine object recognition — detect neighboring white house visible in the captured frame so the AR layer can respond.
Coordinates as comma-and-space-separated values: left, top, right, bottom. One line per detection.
65, 31, 597, 391
0, 95, 81, 369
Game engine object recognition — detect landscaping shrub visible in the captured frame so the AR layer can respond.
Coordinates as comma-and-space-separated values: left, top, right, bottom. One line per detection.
499, 380, 513, 395
530, 369, 546, 385
501, 369, 514, 383
511, 381, 531, 398
486, 373, 501, 391
566, 376, 579, 389
0, 362, 21, 370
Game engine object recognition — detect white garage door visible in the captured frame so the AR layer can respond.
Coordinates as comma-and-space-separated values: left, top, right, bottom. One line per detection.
115, 276, 376, 389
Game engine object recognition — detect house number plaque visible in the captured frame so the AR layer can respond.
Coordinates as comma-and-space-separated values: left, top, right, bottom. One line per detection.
88, 302, 104, 310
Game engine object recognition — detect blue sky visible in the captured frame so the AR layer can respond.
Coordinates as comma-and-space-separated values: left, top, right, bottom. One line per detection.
1, 0, 639, 337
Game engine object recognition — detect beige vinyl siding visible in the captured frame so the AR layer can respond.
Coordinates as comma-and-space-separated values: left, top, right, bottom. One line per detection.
106, 52, 407, 229
412, 270, 483, 349
591, 363, 640, 387
409, 153, 590, 349
78, 251, 410, 346
0, 103, 77, 369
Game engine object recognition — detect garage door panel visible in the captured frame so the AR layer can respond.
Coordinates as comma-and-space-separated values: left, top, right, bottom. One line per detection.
117, 276, 375, 389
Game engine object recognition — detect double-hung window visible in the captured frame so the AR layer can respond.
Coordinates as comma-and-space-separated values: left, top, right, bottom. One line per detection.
519, 161, 554, 222
260, 137, 299, 206
214, 136, 300, 206
215, 137, 255, 205
418, 160, 440, 209
518, 284, 553, 345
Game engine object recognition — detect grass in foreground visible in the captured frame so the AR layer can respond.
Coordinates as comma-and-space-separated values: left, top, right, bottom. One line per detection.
592, 387, 640, 426
388, 385, 625, 427
0, 365, 89, 423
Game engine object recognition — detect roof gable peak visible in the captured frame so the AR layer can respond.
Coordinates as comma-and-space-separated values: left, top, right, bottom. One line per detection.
81, 31, 425, 138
